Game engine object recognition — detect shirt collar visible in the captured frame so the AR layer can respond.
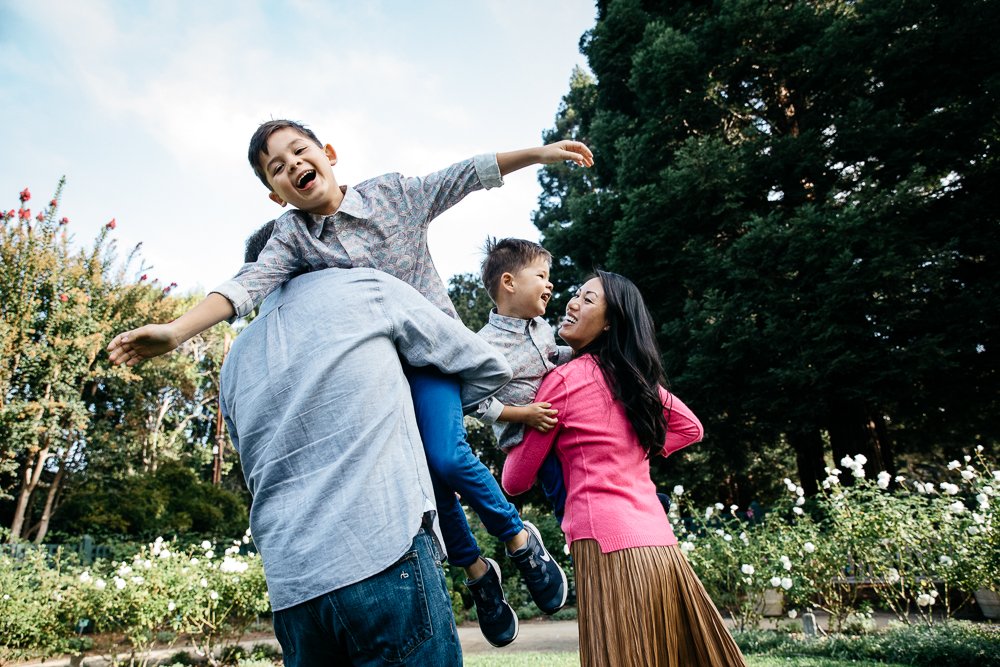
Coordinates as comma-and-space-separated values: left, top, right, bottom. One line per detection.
306, 186, 369, 237
488, 309, 535, 334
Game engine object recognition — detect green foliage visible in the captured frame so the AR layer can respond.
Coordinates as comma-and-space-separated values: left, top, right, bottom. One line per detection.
537, 0, 1000, 504
51, 461, 248, 540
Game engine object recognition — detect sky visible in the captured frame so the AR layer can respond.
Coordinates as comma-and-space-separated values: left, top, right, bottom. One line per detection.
0, 0, 597, 294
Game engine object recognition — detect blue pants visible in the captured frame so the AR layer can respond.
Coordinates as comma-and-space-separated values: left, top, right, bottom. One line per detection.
272, 529, 462, 666
406, 365, 523, 568
538, 453, 568, 526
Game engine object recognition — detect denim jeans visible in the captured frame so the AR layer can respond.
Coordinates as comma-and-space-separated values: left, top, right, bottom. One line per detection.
405, 365, 523, 567
271, 529, 462, 666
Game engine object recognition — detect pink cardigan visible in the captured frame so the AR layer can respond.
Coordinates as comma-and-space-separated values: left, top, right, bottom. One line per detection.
502, 355, 703, 553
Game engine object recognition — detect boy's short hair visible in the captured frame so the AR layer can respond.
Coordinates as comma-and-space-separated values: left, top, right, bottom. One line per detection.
244, 220, 276, 263
247, 120, 323, 190
481, 237, 552, 302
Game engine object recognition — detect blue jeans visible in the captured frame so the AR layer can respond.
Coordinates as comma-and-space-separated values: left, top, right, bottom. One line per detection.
271, 529, 462, 666
405, 365, 523, 567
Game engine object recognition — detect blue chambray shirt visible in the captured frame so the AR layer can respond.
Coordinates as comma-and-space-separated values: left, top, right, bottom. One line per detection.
212, 154, 503, 319
476, 310, 573, 451
219, 267, 512, 611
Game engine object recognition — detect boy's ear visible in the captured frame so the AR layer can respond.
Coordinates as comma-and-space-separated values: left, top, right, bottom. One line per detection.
324, 144, 338, 165
500, 271, 516, 294
268, 192, 287, 207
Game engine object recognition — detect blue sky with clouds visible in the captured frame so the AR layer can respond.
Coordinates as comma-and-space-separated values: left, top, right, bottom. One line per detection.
0, 0, 596, 293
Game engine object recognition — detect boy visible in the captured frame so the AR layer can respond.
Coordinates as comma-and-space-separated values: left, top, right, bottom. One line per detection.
475, 238, 572, 523
107, 120, 593, 647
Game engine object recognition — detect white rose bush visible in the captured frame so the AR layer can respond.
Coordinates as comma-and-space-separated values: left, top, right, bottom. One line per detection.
672, 447, 997, 631
0, 531, 267, 666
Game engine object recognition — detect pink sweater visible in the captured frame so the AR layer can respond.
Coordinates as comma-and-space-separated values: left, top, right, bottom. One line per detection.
502, 355, 703, 553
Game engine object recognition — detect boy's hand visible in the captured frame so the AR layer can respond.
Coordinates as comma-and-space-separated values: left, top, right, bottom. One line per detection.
107, 324, 181, 366
539, 140, 594, 168
520, 402, 559, 433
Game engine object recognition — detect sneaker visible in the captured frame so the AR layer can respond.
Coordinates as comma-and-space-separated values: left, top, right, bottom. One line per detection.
466, 557, 518, 647
508, 520, 568, 615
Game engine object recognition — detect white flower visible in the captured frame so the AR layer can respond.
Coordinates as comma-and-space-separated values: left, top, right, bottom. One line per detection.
200, 578, 208, 588
770, 576, 782, 587
968, 525, 981, 535
787, 609, 798, 619
964, 455, 972, 462
948, 500, 966, 514
113, 577, 126, 590
917, 593, 934, 607
973, 512, 986, 525
795, 486, 805, 497
143, 559, 152, 569
705, 507, 714, 520
854, 454, 868, 466
131, 576, 144, 584
781, 577, 793, 590
781, 556, 792, 571
243, 535, 251, 544
783, 478, 796, 491
117, 564, 132, 577
961, 469, 976, 481
948, 460, 962, 470
877, 471, 891, 489
672, 485, 684, 496
740, 532, 749, 545
201, 540, 212, 550
723, 534, 733, 542
887, 568, 900, 584
824, 475, 840, 486
914, 481, 927, 494
190, 557, 200, 565
939, 555, 953, 566
209, 590, 219, 600
940, 482, 960, 495
793, 506, 804, 515
220, 557, 249, 574
159, 549, 172, 559
741, 564, 755, 575
714, 502, 725, 510
977, 445, 984, 452
796, 496, 806, 506
94, 578, 107, 590
204, 550, 214, 559
841, 456, 854, 468
895, 475, 906, 483
2, 594, 8, 600
803, 542, 816, 554
730, 504, 739, 513
983, 485, 995, 496
852, 466, 866, 479
79, 571, 92, 583
978, 494, 989, 508
715, 529, 725, 537
992, 470, 1000, 482
680, 541, 695, 554
168, 601, 176, 611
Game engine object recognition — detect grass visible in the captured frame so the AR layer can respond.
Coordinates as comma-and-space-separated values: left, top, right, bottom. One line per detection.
463, 651, 912, 667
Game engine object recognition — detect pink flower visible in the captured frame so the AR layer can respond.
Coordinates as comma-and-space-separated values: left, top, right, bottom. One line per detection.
19, 188, 30, 203
36, 213, 44, 222
50, 199, 57, 207
60, 217, 69, 225
58, 294, 69, 302
18, 208, 30, 221
106, 218, 116, 230
140, 274, 147, 281
169, 282, 177, 288
6, 210, 14, 219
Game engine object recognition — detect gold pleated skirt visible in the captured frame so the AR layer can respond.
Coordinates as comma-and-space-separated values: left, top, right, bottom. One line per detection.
571, 540, 748, 667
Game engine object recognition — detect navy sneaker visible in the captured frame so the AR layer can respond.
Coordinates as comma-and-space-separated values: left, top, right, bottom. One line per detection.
508, 520, 568, 615
466, 557, 518, 647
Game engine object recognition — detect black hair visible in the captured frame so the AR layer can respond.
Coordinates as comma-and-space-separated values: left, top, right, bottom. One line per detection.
244, 220, 276, 263
480, 237, 552, 302
247, 119, 323, 190
577, 269, 670, 457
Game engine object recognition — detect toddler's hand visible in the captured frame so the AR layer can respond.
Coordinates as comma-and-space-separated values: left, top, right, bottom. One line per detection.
524, 402, 559, 433
539, 141, 594, 168
107, 323, 180, 366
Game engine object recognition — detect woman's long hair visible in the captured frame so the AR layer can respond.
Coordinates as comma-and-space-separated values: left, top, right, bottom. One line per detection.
578, 269, 669, 457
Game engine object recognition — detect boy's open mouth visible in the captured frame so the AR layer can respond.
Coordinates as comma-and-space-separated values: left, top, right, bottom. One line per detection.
296, 170, 317, 189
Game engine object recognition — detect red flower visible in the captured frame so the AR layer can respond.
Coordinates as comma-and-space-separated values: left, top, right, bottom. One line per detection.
140, 274, 148, 281
36, 213, 44, 222
58, 294, 69, 302
19, 188, 30, 203
50, 199, 57, 207
106, 218, 116, 230
59, 217, 69, 225
18, 208, 30, 220
162, 286, 171, 294
6, 210, 14, 219
170, 282, 178, 288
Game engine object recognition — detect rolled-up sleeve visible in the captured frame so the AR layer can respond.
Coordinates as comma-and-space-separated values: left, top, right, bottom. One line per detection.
477, 396, 505, 424
473, 153, 504, 190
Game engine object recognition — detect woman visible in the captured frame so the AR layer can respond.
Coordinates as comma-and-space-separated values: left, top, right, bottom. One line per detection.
502, 269, 746, 667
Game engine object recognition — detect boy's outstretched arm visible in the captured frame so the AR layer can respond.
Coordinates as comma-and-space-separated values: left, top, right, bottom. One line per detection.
496, 140, 594, 176
107, 293, 235, 366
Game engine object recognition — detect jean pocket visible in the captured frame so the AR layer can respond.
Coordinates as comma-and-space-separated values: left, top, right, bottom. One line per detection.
337, 548, 433, 663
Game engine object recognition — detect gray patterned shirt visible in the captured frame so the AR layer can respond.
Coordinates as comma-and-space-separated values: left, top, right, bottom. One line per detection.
212, 154, 504, 318
476, 310, 573, 451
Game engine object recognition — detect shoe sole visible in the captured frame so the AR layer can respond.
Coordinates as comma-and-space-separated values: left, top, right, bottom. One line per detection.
480, 557, 519, 648
522, 521, 569, 614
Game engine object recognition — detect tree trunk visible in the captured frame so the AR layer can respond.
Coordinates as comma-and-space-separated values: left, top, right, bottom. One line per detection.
33, 453, 67, 544
786, 428, 826, 496
9, 443, 50, 540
